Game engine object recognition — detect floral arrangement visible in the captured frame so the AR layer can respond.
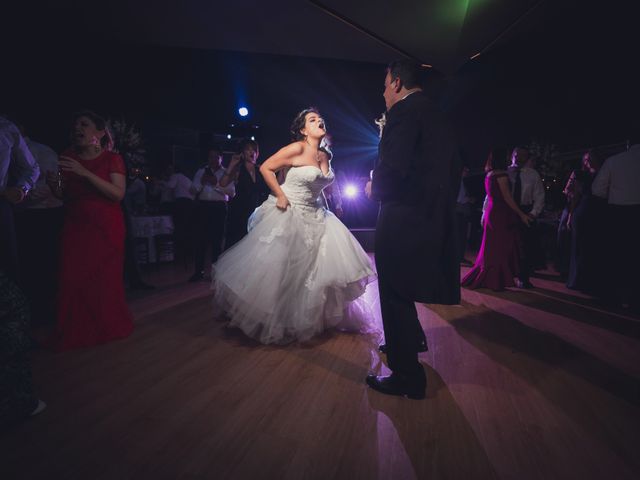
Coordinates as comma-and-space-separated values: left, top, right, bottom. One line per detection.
107, 118, 146, 167
526, 141, 562, 178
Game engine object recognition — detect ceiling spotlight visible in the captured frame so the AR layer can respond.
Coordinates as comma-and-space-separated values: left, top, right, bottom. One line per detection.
226, 134, 232, 140
250, 136, 255, 141
238, 107, 249, 117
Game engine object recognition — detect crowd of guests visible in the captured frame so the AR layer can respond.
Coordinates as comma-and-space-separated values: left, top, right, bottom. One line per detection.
0, 111, 271, 426
141, 140, 344, 282
558, 146, 640, 307
460, 143, 640, 312
2, 106, 638, 425
142, 140, 268, 281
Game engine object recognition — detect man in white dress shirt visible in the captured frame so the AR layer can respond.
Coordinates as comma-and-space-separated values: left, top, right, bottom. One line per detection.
13, 126, 63, 326
508, 147, 545, 288
0, 117, 46, 420
0, 116, 40, 283
592, 143, 640, 309
190, 146, 236, 281
163, 165, 195, 264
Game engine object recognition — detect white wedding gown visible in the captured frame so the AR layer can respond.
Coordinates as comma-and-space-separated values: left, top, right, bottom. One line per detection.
212, 165, 378, 344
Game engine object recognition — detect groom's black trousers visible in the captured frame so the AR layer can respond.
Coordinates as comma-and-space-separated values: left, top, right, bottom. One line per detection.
377, 274, 427, 381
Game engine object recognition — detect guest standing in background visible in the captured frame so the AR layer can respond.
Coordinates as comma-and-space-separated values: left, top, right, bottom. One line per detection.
0, 116, 39, 284
462, 148, 532, 290
221, 139, 268, 249
47, 110, 133, 351
508, 147, 545, 288
556, 169, 577, 279
163, 164, 195, 265
13, 124, 64, 330
190, 147, 235, 281
566, 150, 601, 290
591, 143, 640, 311
0, 117, 43, 424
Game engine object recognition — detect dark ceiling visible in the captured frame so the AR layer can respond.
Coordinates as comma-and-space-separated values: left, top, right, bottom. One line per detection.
31, 0, 549, 73
3, 0, 637, 154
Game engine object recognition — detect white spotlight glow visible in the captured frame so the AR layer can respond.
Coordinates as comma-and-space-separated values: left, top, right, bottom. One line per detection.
344, 184, 358, 198
238, 107, 249, 117
226, 134, 232, 140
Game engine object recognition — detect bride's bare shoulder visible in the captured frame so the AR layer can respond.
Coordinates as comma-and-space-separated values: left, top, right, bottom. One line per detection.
282, 141, 304, 156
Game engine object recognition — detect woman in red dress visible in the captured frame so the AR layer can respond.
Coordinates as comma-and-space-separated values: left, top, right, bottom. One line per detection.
462, 148, 532, 291
47, 111, 133, 351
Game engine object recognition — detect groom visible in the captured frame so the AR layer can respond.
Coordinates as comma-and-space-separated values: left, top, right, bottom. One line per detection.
365, 60, 461, 399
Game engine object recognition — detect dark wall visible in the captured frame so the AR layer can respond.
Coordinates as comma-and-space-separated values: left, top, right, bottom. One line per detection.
3, 0, 637, 174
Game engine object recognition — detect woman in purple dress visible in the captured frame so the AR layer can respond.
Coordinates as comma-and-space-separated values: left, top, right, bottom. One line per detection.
462, 148, 532, 291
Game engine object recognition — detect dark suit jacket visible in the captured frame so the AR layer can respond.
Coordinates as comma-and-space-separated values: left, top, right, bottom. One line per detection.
372, 92, 461, 304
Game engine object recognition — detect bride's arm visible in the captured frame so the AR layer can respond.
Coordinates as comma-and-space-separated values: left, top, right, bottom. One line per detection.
259, 142, 303, 210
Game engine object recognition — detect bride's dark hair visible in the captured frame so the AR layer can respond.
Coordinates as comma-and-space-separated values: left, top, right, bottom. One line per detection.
290, 107, 321, 142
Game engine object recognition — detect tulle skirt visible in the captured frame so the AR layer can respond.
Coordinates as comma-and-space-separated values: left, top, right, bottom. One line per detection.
212, 197, 378, 344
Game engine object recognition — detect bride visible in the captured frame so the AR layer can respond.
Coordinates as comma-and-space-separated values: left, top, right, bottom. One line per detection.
212, 108, 377, 344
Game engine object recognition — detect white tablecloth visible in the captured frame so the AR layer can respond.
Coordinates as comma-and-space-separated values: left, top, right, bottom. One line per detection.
131, 215, 174, 263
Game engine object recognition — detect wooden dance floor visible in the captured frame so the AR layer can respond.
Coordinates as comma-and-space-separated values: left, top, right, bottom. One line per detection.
2, 262, 639, 479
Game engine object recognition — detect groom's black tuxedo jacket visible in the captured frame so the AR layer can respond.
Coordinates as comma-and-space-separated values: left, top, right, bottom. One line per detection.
372, 92, 461, 304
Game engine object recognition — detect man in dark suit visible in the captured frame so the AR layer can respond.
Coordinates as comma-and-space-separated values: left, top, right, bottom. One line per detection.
365, 60, 461, 399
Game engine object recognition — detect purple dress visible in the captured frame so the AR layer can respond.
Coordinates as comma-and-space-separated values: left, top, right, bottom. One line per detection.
462, 172, 521, 290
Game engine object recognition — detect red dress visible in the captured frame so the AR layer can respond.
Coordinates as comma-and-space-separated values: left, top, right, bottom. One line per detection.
461, 172, 521, 291
50, 150, 133, 351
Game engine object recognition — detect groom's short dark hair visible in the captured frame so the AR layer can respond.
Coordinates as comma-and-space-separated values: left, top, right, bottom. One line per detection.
387, 60, 422, 89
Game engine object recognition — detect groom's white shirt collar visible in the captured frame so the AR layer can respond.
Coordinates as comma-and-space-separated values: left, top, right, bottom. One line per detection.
400, 89, 421, 102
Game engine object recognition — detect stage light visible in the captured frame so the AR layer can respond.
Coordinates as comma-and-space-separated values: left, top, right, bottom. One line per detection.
250, 136, 255, 141
227, 134, 232, 140
238, 107, 249, 117
344, 184, 358, 198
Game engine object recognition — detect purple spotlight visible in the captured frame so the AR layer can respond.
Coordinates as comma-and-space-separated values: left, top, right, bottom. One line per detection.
344, 184, 358, 198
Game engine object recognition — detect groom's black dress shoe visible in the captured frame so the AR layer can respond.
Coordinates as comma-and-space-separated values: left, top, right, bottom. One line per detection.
379, 341, 428, 354
366, 374, 426, 400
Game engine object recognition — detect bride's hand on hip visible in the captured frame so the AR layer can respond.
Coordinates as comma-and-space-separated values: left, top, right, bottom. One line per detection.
276, 194, 290, 211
